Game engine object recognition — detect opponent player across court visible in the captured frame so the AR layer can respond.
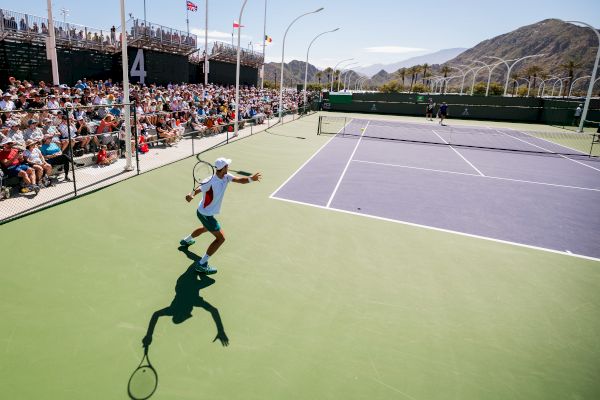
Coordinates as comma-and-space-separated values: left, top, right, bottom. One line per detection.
180, 157, 261, 274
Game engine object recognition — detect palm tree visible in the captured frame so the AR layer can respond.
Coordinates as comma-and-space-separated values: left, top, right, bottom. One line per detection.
440, 65, 452, 94
510, 72, 520, 96
560, 59, 583, 97
422, 63, 429, 84
323, 67, 333, 86
333, 69, 341, 89
315, 71, 323, 86
395, 67, 407, 89
398, 68, 406, 87
525, 65, 543, 96
408, 65, 422, 92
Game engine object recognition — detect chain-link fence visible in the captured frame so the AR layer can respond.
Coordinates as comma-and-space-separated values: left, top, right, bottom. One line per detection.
1, 103, 315, 223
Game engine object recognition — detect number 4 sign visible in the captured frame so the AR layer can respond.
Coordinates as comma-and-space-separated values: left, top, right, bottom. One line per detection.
130, 49, 147, 84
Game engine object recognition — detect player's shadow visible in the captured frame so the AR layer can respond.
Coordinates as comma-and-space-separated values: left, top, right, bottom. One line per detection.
141, 246, 229, 349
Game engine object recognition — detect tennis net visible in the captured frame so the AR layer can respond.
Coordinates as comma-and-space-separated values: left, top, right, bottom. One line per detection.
317, 116, 600, 158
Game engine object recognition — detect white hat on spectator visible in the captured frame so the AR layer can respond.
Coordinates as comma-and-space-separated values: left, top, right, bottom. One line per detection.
76, 115, 84, 120
214, 157, 231, 170
1, 137, 15, 145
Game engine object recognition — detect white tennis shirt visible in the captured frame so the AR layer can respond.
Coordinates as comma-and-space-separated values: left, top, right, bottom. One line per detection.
197, 173, 234, 216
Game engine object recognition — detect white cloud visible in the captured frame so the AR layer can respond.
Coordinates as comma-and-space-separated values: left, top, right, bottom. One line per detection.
364, 46, 428, 54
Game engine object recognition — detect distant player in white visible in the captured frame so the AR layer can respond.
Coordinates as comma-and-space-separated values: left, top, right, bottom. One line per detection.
181, 157, 261, 274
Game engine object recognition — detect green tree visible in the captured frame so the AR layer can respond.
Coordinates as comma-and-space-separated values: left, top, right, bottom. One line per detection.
421, 63, 429, 84
524, 65, 543, 96
411, 83, 427, 93
472, 82, 486, 95
396, 67, 407, 88
488, 82, 504, 96
408, 65, 422, 92
315, 71, 323, 85
440, 65, 452, 94
380, 80, 403, 93
560, 59, 583, 97
323, 67, 333, 87
510, 72, 520, 96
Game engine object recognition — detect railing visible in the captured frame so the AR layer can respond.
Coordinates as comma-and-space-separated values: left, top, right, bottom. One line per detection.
193, 41, 263, 67
127, 19, 197, 49
0, 9, 197, 53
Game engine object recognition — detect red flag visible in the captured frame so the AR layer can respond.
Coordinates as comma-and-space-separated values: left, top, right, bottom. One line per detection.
186, 1, 198, 11
233, 21, 244, 28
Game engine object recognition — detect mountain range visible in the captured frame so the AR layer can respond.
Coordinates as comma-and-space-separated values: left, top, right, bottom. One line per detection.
353, 48, 467, 77
263, 19, 598, 90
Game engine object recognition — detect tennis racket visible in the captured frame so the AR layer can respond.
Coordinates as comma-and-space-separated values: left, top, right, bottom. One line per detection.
192, 159, 216, 192
127, 346, 158, 400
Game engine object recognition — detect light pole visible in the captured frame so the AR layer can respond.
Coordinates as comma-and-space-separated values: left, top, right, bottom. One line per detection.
330, 58, 353, 91
304, 27, 339, 112
233, 0, 249, 138
279, 7, 324, 122
260, 0, 267, 89
342, 63, 360, 91
538, 76, 560, 97
568, 75, 591, 97
485, 54, 544, 96
469, 60, 492, 95
339, 62, 359, 91
46, 0, 59, 85
119, 0, 132, 171
564, 20, 600, 132
60, 7, 68, 26
449, 64, 477, 95
204, 0, 209, 86
360, 78, 370, 91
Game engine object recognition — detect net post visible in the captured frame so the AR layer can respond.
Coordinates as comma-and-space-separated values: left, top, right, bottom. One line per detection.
588, 126, 597, 158
317, 115, 322, 135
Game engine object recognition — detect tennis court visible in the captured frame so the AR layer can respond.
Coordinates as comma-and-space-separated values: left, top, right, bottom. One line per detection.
1, 113, 600, 400
273, 117, 600, 260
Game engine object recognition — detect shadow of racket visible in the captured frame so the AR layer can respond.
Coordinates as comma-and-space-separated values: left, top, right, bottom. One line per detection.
127, 345, 158, 400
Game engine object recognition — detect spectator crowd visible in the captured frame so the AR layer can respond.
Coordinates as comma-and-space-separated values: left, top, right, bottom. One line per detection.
0, 76, 312, 197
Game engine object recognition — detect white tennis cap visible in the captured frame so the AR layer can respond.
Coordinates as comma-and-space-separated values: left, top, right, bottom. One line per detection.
215, 157, 231, 170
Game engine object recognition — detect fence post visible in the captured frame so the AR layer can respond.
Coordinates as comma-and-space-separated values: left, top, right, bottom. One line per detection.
65, 107, 77, 196
191, 116, 195, 156
132, 101, 140, 174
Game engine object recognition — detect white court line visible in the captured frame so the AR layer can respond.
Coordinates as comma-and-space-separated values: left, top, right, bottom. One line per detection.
325, 121, 370, 207
269, 195, 600, 263
352, 159, 600, 192
432, 129, 485, 176
269, 118, 354, 198
505, 127, 591, 156
496, 129, 600, 173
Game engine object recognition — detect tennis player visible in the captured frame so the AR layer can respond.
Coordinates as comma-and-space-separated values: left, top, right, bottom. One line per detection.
180, 157, 261, 274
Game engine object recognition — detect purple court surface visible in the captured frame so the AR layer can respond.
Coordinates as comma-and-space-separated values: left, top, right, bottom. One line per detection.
271, 118, 600, 260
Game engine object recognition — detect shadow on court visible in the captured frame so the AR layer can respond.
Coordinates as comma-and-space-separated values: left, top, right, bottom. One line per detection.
141, 246, 229, 348
128, 247, 228, 399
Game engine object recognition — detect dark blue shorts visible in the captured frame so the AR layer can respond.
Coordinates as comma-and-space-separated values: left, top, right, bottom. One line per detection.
196, 210, 221, 231
6, 164, 30, 177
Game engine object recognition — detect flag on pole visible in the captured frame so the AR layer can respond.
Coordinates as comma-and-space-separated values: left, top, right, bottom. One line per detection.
265, 35, 272, 43
233, 21, 244, 28
186, 1, 198, 11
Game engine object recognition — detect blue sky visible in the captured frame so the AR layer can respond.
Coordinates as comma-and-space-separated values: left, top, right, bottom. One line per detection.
2, 0, 599, 68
